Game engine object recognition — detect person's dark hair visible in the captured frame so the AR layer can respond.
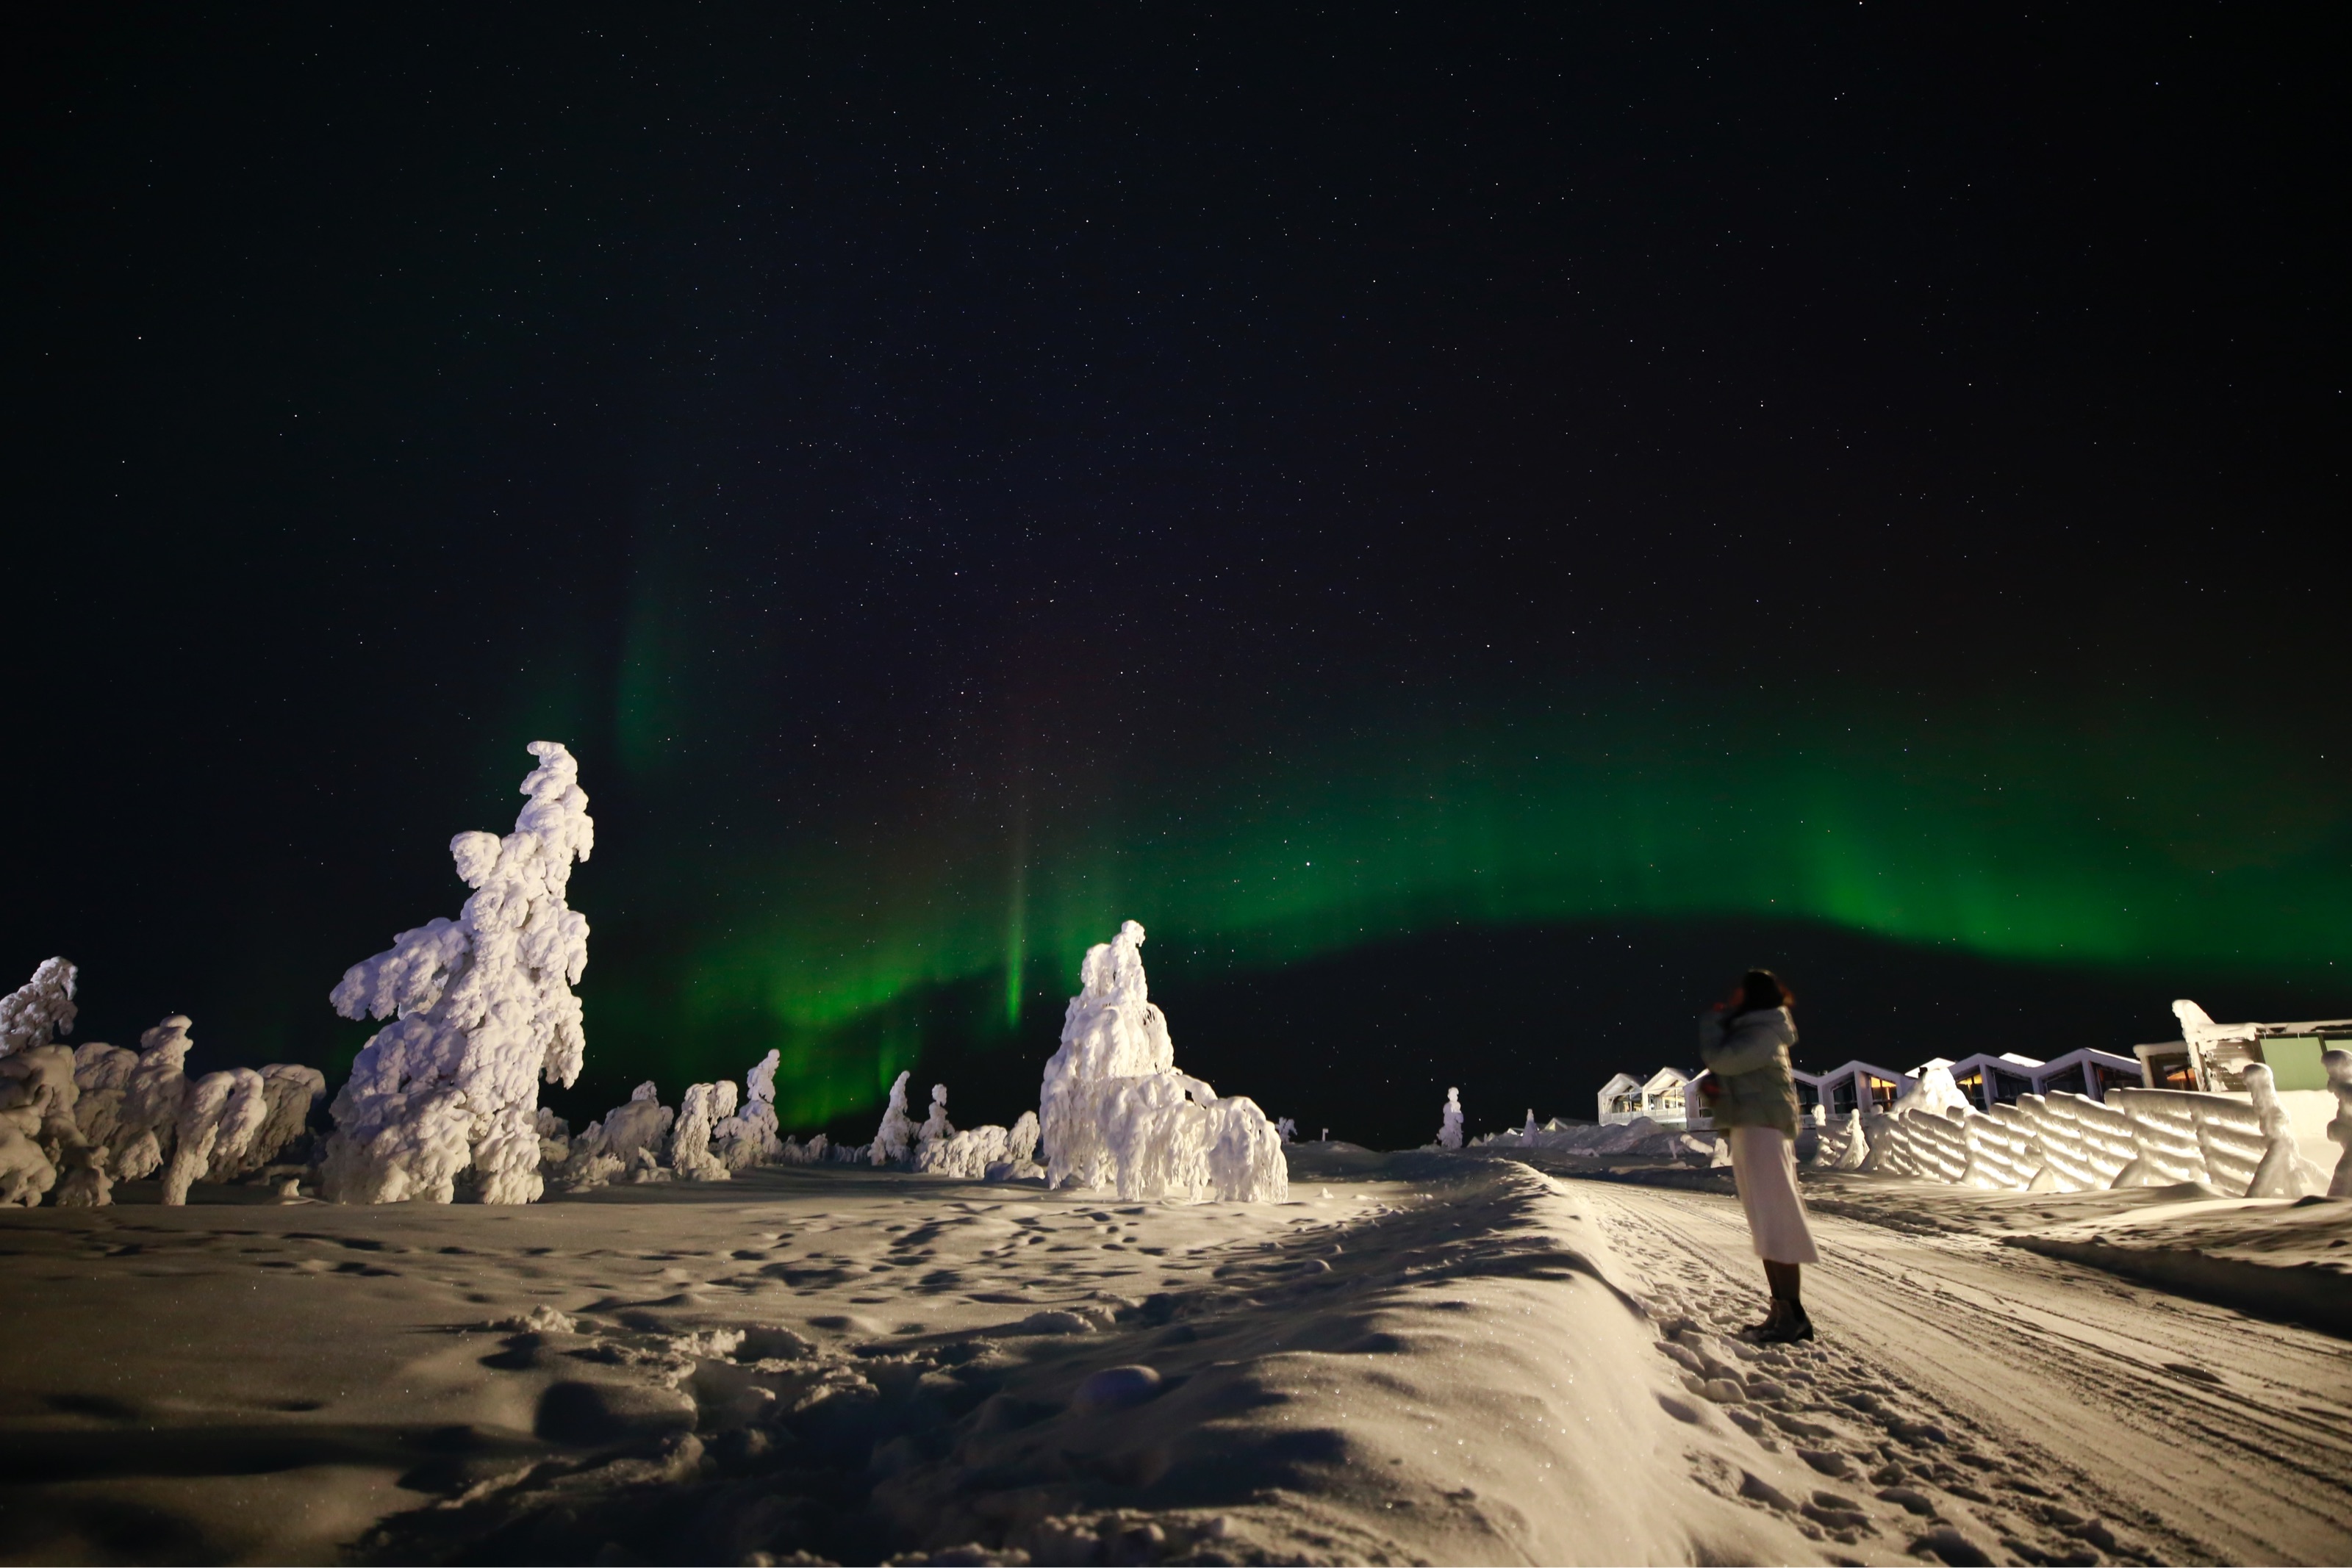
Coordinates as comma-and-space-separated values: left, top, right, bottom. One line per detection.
1738, 968, 1791, 1013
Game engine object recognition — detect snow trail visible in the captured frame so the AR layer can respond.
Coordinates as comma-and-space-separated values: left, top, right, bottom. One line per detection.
1585, 1177, 2352, 1564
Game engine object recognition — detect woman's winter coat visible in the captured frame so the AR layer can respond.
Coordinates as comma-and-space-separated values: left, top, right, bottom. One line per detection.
1698, 1004, 1801, 1138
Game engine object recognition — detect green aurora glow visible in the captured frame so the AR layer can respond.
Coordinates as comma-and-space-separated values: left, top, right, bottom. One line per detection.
584, 691, 2349, 1126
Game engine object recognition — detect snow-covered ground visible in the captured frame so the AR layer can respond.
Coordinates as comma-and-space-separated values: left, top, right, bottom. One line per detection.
1, 1154, 2346, 1564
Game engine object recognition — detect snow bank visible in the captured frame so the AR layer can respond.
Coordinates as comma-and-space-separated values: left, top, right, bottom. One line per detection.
1437, 1087, 1463, 1150
870, 1070, 915, 1166
1481, 1113, 1685, 1159
1840, 1077, 2337, 1201
0, 957, 77, 1060
1038, 920, 1287, 1204
323, 741, 594, 1205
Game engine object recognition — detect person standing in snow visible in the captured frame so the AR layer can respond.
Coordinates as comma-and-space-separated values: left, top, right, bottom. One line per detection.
1695, 968, 1818, 1343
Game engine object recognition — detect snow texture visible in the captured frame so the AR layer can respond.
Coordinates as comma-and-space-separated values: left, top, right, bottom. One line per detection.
1437, 1088, 1463, 1151
0, 957, 77, 1060
870, 1071, 915, 1166
2323, 1048, 2352, 1200
323, 741, 594, 1205
1037, 920, 1288, 1204
671, 1081, 736, 1182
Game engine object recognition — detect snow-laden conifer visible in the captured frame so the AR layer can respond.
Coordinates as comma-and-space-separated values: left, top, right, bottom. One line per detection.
323, 741, 593, 1204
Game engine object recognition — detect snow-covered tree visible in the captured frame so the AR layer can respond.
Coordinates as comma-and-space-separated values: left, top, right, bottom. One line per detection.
0, 957, 77, 1060
162, 1068, 266, 1205
714, 1049, 782, 1170
323, 741, 594, 1204
870, 1070, 915, 1165
671, 1080, 736, 1181
1039, 919, 1287, 1203
917, 1083, 954, 1153
1437, 1088, 1463, 1150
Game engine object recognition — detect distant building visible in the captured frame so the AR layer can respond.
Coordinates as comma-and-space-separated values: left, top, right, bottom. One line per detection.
1597, 1066, 1710, 1129
2165, 1001, 2352, 1093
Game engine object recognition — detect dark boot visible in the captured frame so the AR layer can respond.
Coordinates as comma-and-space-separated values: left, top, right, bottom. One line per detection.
1757, 1300, 1815, 1344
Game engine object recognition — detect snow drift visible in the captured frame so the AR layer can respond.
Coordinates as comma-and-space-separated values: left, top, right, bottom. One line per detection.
1038, 919, 1286, 1203
322, 741, 594, 1204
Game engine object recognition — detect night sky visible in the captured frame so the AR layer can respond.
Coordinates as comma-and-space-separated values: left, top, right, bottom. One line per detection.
11, 5, 2344, 1150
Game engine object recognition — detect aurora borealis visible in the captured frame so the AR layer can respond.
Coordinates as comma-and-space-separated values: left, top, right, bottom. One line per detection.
12, 6, 2342, 1150
580, 685, 2348, 1134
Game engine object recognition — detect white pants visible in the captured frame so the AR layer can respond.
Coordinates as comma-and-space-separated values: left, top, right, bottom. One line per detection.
1730, 1126, 1819, 1265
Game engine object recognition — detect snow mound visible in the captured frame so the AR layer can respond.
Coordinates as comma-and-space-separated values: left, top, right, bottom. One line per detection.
1437, 1087, 1463, 1150
1038, 920, 1287, 1204
323, 741, 594, 1205
0, 957, 77, 1060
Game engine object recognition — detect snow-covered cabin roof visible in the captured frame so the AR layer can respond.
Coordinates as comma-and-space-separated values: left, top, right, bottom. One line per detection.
1639, 1066, 1693, 1095
1792, 1060, 1920, 1088
2175, 999, 2352, 1044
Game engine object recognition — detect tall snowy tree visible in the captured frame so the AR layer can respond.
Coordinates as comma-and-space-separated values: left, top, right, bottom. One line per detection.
323, 741, 593, 1204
